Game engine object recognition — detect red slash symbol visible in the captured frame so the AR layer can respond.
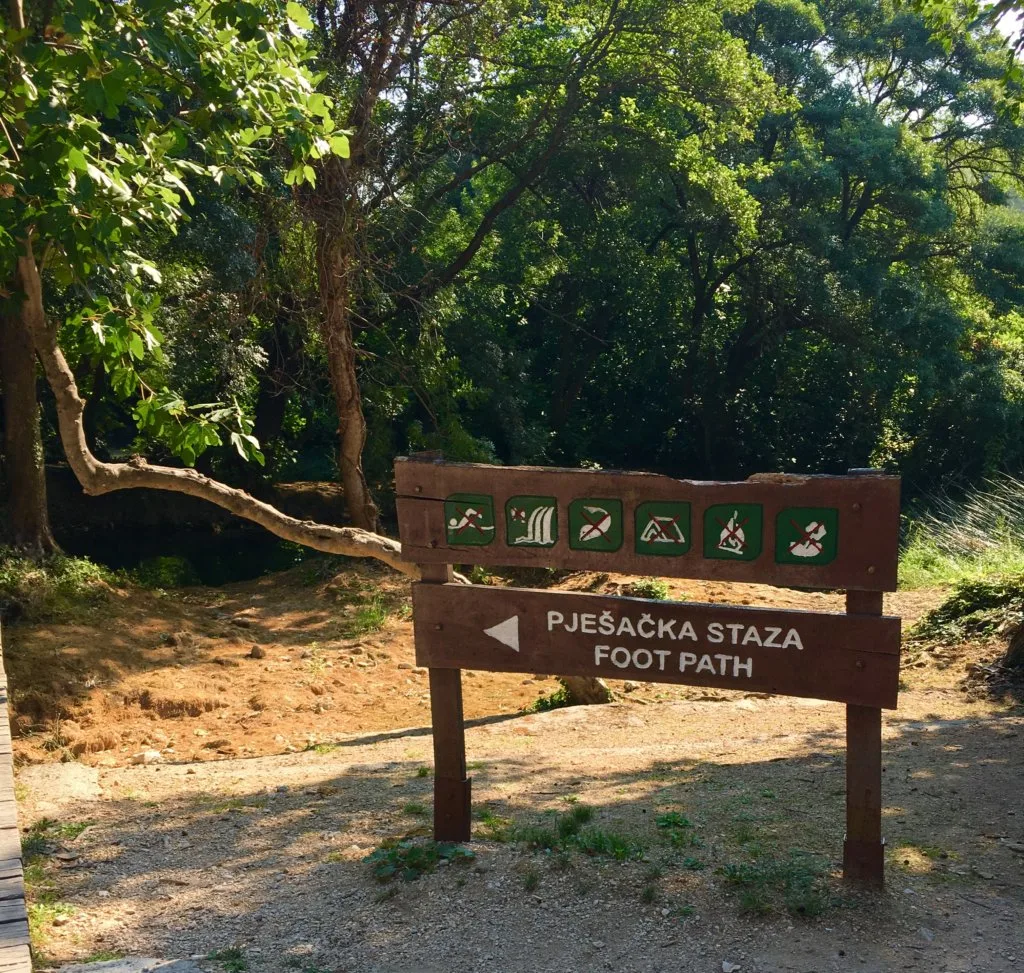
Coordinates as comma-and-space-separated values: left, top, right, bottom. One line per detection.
454, 506, 488, 537
788, 519, 824, 555
715, 515, 748, 552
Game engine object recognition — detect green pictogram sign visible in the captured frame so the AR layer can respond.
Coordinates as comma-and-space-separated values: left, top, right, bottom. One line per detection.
506, 496, 558, 547
703, 504, 763, 561
444, 493, 496, 546
568, 498, 623, 552
776, 507, 839, 565
635, 501, 691, 556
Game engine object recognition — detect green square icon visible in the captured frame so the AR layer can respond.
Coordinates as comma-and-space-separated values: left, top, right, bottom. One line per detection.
569, 498, 623, 552
444, 493, 495, 546
506, 496, 558, 547
776, 507, 839, 565
635, 501, 691, 556
703, 504, 763, 560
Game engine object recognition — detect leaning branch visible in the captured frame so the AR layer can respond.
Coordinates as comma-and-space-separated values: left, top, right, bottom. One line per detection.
16, 249, 418, 579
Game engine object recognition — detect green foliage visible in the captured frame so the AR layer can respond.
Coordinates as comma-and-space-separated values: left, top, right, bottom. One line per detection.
0, 550, 113, 620
908, 574, 1024, 645
348, 595, 391, 635
132, 555, 200, 588
525, 684, 573, 713
363, 839, 474, 882
656, 811, 702, 849
720, 852, 831, 917
209, 947, 248, 973
625, 578, 671, 600
512, 805, 644, 861
1, 0, 347, 469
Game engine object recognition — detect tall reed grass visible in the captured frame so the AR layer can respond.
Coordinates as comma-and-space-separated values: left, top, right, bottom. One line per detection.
900, 474, 1024, 589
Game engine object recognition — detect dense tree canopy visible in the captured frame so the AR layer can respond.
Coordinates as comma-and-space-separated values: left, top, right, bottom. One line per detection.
4, 0, 1024, 558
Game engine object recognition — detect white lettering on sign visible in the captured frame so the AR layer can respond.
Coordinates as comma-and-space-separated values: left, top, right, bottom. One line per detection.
594, 644, 754, 679
549, 610, 803, 652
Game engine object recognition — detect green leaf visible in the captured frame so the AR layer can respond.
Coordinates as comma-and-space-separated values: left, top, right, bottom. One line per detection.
286, 2, 314, 31
66, 147, 88, 172
329, 134, 350, 159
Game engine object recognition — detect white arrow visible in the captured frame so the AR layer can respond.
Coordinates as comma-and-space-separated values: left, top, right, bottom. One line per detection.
483, 615, 519, 652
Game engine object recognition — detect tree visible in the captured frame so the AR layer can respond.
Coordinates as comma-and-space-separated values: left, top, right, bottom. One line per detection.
0, 0, 408, 571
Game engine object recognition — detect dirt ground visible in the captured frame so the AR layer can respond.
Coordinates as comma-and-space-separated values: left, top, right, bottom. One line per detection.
8, 566, 1024, 972
6, 565, 940, 767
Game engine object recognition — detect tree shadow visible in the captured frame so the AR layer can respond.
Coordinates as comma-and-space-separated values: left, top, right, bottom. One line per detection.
28, 701, 1024, 972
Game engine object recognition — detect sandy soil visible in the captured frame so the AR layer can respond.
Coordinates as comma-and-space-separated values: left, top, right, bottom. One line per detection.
6, 566, 940, 768
8, 567, 1024, 973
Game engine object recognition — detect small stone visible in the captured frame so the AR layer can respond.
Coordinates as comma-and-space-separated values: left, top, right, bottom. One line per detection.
249, 645, 266, 659
918, 927, 935, 943
97, 890, 111, 898
230, 616, 253, 628
276, 785, 289, 793
661, 908, 670, 917
53, 914, 70, 926
623, 681, 640, 693
186, 768, 196, 775
723, 963, 741, 973
397, 663, 414, 670
130, 749, 162, 765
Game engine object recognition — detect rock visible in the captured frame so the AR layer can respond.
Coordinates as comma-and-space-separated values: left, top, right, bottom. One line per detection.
249, 645, 266, 660
918, 927, 935, 942
131, 750, 163, 765
722, 963, 742, 973
397, 662, 414, 670
230, 616, 253, 628
623, 681, 640, 692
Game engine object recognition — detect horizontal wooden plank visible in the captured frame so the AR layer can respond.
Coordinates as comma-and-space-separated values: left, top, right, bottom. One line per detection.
396, 459, 901, 591
0, 834, 19, 866
0, 877, 24, 903
0, 919, 29, 948
0, 945, 30, 973
413, 584, 902, 708
0, 903, 26, 925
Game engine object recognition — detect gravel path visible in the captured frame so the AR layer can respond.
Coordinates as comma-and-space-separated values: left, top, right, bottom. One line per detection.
22, 690, 1024, 973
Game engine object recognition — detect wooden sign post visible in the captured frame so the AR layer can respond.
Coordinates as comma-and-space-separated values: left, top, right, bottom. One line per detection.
396, 458, 901, 886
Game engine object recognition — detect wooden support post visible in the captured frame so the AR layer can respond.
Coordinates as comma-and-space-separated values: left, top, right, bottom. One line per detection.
843, 588, 885, 886
420, 563, 472, 842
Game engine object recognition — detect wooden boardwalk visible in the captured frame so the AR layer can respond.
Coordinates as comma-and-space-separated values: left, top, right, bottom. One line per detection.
0, 624, 32, 971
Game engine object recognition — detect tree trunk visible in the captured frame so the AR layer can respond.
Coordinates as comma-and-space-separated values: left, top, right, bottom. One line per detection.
0, 306, 59, 558
315, 218, 379, 532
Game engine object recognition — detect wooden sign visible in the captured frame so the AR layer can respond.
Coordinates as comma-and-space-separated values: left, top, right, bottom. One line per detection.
396, 457, 902, 887
395, 459, 901, 591
413, 584, 901, 709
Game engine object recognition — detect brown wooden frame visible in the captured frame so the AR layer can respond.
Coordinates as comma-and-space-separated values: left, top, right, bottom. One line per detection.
398, 457, 899, 886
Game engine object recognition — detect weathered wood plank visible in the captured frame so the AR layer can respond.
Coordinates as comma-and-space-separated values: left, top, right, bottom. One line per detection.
413, 583, 901, 709
395, 458, 901, 591
0, 878, 25, 903
0, 944, 31, 973
0, 902, 26, 924
0, 919, 30, 948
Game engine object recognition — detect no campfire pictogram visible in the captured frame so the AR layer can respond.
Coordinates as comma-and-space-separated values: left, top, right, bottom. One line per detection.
703, 504, 763, 561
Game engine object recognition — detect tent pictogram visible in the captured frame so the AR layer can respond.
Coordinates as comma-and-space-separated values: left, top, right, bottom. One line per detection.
635, 501, 691, 556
